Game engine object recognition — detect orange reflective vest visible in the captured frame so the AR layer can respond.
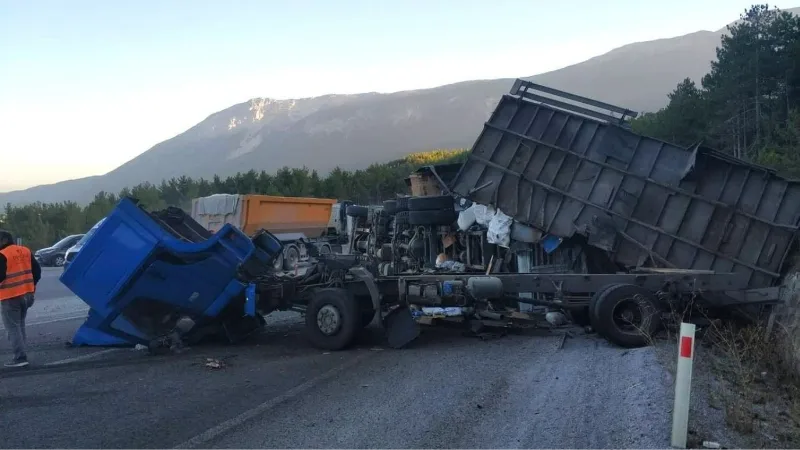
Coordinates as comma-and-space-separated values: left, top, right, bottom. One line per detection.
0, 245, 35, 301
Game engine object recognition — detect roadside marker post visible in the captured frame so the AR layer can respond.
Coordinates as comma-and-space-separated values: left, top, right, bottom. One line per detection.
671, 322, 696, 449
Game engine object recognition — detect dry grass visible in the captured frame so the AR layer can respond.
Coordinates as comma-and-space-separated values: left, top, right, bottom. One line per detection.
643, 286, 800, 447
699, 317, 800, 446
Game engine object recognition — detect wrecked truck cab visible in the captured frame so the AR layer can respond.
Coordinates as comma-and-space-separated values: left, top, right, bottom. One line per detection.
60, 197, 283, 346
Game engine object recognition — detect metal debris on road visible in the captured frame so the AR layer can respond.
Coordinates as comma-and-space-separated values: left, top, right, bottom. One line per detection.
204, 358, 225, 369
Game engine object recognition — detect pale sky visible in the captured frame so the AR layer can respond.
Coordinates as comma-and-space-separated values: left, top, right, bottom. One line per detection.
0, 0, 788, 192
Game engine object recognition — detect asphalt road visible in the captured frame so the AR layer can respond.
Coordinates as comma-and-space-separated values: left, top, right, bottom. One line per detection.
0, 269, 674, 449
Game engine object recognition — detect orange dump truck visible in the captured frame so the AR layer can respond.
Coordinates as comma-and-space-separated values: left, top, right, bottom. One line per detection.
190, 194, 352, 270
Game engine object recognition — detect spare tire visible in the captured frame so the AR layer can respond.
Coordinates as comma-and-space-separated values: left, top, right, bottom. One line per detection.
409, 209, 457, 226
346, 205, 368, 218
408, 195, 454, 212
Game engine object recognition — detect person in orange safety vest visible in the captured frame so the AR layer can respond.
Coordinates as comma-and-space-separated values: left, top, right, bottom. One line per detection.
0, 230, 41, 367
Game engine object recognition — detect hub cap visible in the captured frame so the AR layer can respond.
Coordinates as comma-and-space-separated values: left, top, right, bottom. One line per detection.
317, 304, 342, 335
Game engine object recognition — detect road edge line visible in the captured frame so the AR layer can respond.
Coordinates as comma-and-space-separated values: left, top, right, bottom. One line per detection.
44, 348, 121, 367
173, 351, 375, 449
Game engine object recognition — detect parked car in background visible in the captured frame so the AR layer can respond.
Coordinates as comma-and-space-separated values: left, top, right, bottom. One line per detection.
63, 218, 106, 272
35, 234, 84, 267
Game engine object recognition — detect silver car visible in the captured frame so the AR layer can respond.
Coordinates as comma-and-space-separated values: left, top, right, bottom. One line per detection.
63, 218, 106, 271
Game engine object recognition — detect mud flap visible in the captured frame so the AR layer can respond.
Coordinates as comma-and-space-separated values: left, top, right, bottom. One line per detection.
384, 306, 420, 349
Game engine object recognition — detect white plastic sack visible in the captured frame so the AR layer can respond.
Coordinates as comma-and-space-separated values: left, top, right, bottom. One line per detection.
457, 205, 477, 231
486, 208, 513, 248
472, 204, 496, 227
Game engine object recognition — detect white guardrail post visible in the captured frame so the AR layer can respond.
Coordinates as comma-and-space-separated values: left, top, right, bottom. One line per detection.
671, 322, 696, 449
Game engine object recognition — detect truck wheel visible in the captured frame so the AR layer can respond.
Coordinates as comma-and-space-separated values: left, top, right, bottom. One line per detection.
408, 195, 454, 211
272, 252, 284, 271
408, 209, 457, 226
283, 245, 300, 270
305, 288, 360, 350
346, 205, 368, 218
591, 284, 661, 348
588, 283, 621, 331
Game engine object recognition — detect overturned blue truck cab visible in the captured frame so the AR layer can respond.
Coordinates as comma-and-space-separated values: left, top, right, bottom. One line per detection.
61, 196, 388, 351
60, 197, 287, 348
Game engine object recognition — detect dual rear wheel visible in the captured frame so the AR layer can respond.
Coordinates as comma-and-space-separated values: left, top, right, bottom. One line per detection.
588, 284, 662, 348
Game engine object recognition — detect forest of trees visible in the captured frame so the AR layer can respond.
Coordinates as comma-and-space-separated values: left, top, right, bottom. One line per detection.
631, 5, 800, 174
2, 4, 799, 252
0, 149, 466, 250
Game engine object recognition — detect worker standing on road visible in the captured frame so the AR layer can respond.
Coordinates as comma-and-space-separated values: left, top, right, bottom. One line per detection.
0, 230, 41, 367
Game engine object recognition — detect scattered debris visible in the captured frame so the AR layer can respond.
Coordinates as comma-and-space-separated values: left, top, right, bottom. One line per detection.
134, 344, 148, 351
702, 441, 721, 449
557, 332, 573, 350
204, 358, 225, 370
545, 311, 568, 327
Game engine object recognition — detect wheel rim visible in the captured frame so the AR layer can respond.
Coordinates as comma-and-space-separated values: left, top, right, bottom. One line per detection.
286, 249, 299, 268
612, 296, 646, 332
55, 256, 65, 266
317, 304, 342, 335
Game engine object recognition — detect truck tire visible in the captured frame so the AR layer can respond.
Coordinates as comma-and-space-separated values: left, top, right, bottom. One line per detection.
590, 284, 661, 348
408, 195, 454, 211
346, 205, 368, 218
408, 209, 457, 226
588, 283, 622, 330
305, 288, 360, 350
272, 252, 284, 271
283, 245, 300, 271
358, 295, 376, 328
383, 200, 398, 215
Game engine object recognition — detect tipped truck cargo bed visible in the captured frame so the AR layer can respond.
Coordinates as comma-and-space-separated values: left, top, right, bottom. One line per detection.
450, 79, 800, 290
191, 194, 337, 238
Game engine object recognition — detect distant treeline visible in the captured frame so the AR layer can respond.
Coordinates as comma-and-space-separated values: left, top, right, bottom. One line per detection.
0, 149, 467, 250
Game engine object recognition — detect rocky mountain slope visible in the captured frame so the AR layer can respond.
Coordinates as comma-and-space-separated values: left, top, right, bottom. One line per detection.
4, 8, 797, 206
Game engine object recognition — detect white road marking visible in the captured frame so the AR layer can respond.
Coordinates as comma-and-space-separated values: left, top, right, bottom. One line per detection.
43, 348, 121, 366
173, 351, 375, 449
0, 313, 87, 332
